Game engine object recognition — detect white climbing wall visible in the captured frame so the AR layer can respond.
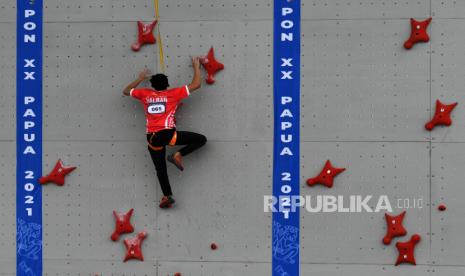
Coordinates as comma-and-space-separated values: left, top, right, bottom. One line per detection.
2, 0, 465, 275
299, 1, 465, 275
42, 0, 272, 275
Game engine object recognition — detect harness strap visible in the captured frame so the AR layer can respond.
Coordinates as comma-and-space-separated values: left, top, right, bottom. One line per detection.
148, 143, 164, 151
169, 131, 177, 146
147, 131, 177, 151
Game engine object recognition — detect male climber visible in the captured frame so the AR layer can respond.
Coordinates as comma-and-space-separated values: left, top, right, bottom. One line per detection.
122, 57, 207, 208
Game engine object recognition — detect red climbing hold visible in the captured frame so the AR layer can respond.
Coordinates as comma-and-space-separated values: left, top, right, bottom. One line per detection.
383, 211, 407, 245
174, 273, 182, 276
403, 18, 432, 49
210, 243, 218, 250
39, 159, 76, 186
123, 231, 147, 262
200, 47, 224, 84
438, 204, 447, 211
111, 209, 134, 241
306, 160, 345, 188
395, 234, 421, 266
425, 100, 458, 131
131, 20, 158, 52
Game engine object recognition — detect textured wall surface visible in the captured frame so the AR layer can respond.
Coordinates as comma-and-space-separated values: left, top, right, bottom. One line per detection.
299, 1, 465, 275
38, 0, 272, 273
2, 0, 465, 275
0, 14, 17, 276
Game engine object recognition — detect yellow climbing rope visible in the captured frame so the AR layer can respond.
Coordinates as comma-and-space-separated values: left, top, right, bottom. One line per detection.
154, 0, 165, 73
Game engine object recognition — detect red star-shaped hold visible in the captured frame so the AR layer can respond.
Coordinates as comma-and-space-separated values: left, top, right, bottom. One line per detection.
39, 159, 76, 186
199, 47, 224, 84
123, 231, 147, 262
382, 211, 407, 245
131, 20, 158, 52
111, 208, 134, 241
404, 18, 432, 49
425, 100, 458, 131
395, 234, 421, 266
306, 160, 345, 188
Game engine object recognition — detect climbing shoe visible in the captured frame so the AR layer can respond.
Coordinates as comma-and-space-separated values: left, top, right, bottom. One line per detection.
167, 153, 184, 171
159, 196, 175, 209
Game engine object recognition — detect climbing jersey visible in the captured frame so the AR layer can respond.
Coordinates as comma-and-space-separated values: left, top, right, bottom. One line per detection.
130, 86, 189, 133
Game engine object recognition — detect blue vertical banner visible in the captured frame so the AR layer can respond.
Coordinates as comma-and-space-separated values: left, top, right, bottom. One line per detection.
272, 0, 301, 276
17, 0, 43, 275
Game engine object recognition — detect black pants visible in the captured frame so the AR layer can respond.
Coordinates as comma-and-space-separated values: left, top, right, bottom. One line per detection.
147, 129, 207, 196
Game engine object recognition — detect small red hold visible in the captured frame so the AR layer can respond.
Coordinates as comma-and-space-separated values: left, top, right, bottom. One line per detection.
383, 211, 407, 245
210, 243, 218, 250
111, 209, 134, 241
174, 273, 182, 276
403, 18, 432, 49
425, 100, 458, 131
395, 234, 421, 266
123, 231, 147, 262
306, 160, 345, 188
438, 204, 447, 211
131, 20, 158, 52
39, 159, 76, 186
199, 47, 224, 84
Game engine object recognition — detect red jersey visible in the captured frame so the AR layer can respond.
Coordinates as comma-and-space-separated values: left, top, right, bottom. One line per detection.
130, 86, 190, 133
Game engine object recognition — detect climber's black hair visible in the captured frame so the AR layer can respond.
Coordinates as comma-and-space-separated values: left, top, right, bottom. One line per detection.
150, 74, 169, 91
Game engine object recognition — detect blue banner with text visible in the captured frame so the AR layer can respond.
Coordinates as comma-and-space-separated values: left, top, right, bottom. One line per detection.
17, 0, 43, 275
272, 0, 301, 275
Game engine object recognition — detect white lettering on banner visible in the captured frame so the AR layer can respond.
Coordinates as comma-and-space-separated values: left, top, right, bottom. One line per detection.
276, 5, 297, 219
21, 7, 39, 217
24, 10, 37, 43
281, 7, 294, 42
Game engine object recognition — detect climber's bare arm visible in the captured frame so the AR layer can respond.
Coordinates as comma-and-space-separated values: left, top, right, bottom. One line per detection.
187, 57, 202, 93
122, 69, 150, 96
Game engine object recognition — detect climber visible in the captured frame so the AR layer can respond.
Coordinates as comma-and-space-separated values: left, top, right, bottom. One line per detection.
122, 57, 207, 208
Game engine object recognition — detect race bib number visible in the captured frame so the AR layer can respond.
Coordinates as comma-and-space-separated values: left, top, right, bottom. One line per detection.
148, 103, 166, 114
